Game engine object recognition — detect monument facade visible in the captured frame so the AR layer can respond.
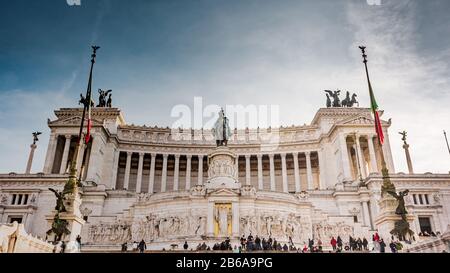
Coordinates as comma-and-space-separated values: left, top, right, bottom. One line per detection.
1, 106, 450, 252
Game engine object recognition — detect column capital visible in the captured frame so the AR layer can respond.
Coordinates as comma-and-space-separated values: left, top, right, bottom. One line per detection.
280, 153, 287, 158
65, 135, 72, 139
150, 152, 157, 157
198, 155, 204, 160
305, 151, 311, 157
174, 154, 181, 159
162, 153, 169, 159
186, 154, 192, 159
139, 152, 145, 157
127, 151, 133, 156
256, 154, 263, 159
292, 152, 299, 158
245, 154, 251, 159
268, 154, 275, 159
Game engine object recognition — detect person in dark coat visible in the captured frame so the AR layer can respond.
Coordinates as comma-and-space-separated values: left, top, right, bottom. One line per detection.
121, 242, 128, 252
379, 239, 386, 253
337, 236, 343, 251
255, 236, 261, 250
308, 239, 314, 252
389, 241, 397, 253
362, 237, 368, 251
183, 241, 189, 250
357, 238, 363, 251
138, 240, 146, 253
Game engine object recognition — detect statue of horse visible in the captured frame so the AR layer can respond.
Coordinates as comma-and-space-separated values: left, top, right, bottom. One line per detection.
349, 93, 359, 107
341, 91, 351, 107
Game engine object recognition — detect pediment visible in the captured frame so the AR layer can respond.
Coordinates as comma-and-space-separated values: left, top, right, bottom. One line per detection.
49, 116, 104, 127
208, 188, 240, 196
340, 115, 375, 125
340, 114, 390, 126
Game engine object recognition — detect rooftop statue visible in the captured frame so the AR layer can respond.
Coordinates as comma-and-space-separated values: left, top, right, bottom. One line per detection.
324, 90, 341, 107
97, 89, 112, 107
325, 90, 358, 108
212, 109, 232, 147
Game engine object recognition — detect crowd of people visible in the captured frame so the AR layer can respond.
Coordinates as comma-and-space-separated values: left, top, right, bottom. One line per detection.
121, 232, 407, 253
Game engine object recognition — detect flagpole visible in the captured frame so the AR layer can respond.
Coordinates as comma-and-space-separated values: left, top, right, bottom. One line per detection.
64, 46, 100, 195
444, 130, 450, 156
358, 46, 395, 195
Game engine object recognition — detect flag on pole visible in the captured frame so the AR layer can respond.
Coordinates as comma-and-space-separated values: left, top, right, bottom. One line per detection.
368, 80, 384, 145
84, 91, 93, 144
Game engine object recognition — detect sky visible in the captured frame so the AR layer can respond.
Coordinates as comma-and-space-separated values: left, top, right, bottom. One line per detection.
0, 0, 449, 174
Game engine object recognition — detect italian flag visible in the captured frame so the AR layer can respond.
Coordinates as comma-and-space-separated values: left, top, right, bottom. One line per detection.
84, 91, 92, 144
368, 80, 384, 145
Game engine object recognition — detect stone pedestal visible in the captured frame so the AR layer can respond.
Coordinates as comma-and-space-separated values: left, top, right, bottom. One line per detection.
205, 147, 240, 190
46, 192, 85, 243
374, 195, 415, 241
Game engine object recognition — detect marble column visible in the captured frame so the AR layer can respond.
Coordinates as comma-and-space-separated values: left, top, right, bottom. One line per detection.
257, 154, 263, 190
43, 133, 58, 174
232, 202, 240, 237
59, 135, 72, 174
339, 134, 352, 181
111, 149, 120, 190
148, 153, 156, 194
383, 131, 396, 173
317, 149, 325, 190
305, 152, 314, 190
293, 152, 301, 192
269, 154, 275, 191
207, 202, 214, 237
136, 152, 144, 193
281, 153, 288, 193
174, 154, 180, 191
355, 135, 367, 178
245, 155, 251, 185
185, 155, 192, 190
161, 154, 168, 192
198, 155, 203, 185
235, 156, 239, 179
123, 152, 132, 190
362, 201, 372, 228
26, 144, 37, 174
367, 135, 378, 174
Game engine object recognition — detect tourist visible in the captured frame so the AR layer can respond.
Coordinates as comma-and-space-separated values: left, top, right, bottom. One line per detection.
76, 235, 82, 250
283, 244, 289, 252
60, 241, 66, 253
121, 242, 128, 252
330, 237, 337, 251
337, 236, 343, 251
308, 238, 314, 252
349, 236, 354, 251
255, 235, 261, 250
373, 232, 380, 242
396, 241, 403, 252
362, 237, 368, 251
132, 241, 138, 251
138, 239, 146, 253
379, 239, 386, 253
267, 237, 273, 250
302, 244, 308, 253
240, 235, 246, 250
233, 245, 239, 253
183, 241, 189, 250
262, 238, 268, 250
225, 237, 231, 250
357, 238, 363, 251
389, 241, 397, 253
201, 242, 207, 250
